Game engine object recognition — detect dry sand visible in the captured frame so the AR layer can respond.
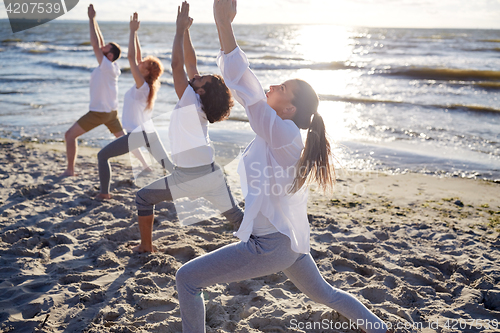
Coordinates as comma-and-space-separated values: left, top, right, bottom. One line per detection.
0, 139, 499, 333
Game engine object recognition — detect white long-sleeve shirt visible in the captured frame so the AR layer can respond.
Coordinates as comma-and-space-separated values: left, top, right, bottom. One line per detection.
217, 47, 310, 254
169, 85, 214, 168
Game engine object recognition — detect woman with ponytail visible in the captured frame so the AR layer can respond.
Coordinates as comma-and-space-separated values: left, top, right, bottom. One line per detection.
173, 1, 390, 333
96, 13, 174, 200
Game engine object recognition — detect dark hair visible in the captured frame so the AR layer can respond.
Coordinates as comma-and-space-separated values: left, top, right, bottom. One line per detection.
290, 79, 335, 193
198, 74, 234, 123
109, 42, 121, 62
143, 56, 164, 111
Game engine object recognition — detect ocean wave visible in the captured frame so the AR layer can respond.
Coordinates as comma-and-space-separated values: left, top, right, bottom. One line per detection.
26, 49, 54, 54
48, 44, 92, 52
476, 82, 500, 89
1, 38, 22, 43
319, 94, 500, 114
0, 90, 24, 94
468, 47, 500, 53
250, 61, 351, 71
383, 67, 500, 81
0, 77, 50, 84
37, 60, 94, 72
227, 116, 249, 123
445, 104, 500, 114
415, 32, 468, 40
8, 41, 91, 53
253, 55, 306, 61
416, 36, 451, 40
447, 81, 500, 90
319, 95, 404, 105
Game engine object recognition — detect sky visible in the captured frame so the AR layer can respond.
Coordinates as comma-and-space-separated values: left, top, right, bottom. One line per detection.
1, 0, 500, 29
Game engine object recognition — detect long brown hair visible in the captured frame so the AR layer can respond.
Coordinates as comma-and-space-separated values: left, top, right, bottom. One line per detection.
143, 56, 164, 111
290, 79, 335, 193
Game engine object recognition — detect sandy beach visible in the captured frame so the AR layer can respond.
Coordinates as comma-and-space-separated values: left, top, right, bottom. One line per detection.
0, 139, 499, 333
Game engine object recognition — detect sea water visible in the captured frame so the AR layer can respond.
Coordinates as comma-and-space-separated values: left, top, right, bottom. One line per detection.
0, 20, 499, 179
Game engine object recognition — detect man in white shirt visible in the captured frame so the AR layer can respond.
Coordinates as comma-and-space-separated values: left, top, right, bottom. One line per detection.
61, 4, 124, 177
133, 1, 243, 253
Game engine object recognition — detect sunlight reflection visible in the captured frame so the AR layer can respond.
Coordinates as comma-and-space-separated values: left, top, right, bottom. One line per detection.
289, 25, 370, 146
318, 101, 374, 143
318, 101, 350, 142
294, 25, 353, 63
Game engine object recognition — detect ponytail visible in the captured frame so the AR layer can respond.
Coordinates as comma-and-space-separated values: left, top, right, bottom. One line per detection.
290, 80, 335, 193
143, 56, 164, 111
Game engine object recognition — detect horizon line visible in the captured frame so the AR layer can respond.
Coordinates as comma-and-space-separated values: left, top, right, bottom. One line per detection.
0, 18, 499, 31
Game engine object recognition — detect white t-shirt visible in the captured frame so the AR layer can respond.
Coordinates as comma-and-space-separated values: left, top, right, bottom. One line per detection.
218, 47, 310, 254
89, 57, 120, 112
168, 85, 214, 168
121, 82, 153, 133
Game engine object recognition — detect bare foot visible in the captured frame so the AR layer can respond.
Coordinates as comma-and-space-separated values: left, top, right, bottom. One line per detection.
95, 193, 112, 200
132, 244, 158, 253
60, 169, 76, 177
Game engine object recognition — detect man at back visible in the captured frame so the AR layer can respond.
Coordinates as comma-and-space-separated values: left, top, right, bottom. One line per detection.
133, 1, 243, 252
61, 4, 124, 177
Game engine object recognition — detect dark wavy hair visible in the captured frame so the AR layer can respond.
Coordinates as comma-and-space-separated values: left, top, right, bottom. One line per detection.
198, 74, 234, 123
109, 42, 121, 62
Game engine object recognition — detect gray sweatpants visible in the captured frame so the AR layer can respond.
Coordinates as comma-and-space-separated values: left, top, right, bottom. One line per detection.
176, 232, 388, 333
135, 163, 244, 227
98, 131, 175, 194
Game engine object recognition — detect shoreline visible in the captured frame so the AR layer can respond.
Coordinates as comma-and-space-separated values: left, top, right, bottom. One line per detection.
3, 133, 500, 183
0, 139, 499, 332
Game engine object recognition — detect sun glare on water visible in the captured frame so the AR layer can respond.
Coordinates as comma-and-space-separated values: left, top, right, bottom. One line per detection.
294, 25, 353, 63
292, 25, 363, 142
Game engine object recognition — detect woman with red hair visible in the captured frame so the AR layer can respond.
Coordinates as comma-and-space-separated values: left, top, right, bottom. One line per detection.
96, 12, 173, 200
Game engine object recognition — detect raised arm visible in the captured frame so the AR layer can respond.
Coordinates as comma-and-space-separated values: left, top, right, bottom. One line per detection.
128, 12, 146, 88
215, 0, 299, 149
214, 0, 237, 54
88, 4, 105, 65
183, 28, 199, 80
171, 1, 193, 99
95, 17, 105, 48
135, 31, 142, 65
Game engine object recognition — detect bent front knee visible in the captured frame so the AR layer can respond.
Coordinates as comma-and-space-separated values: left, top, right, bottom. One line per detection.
175, 265, 188, 283
175, 264, 199, 292
65, 130, 75, 141
97, 150, 108, 163
135, 190, 148, 207
136, 191, 154, 215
